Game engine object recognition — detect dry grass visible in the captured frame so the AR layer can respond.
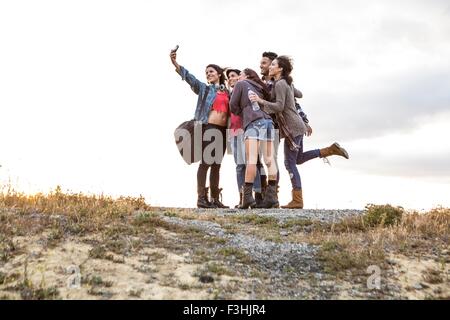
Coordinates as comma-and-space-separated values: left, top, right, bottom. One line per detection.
0, 185, 151, 219
317, 240, 385, 276
422, 268, 445, 285
299, 206, 449, 278
0, 186, 449, 299
0, 186, 154, 241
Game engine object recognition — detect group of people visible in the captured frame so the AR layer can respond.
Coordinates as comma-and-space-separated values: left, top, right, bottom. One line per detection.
170, 49, 349, 209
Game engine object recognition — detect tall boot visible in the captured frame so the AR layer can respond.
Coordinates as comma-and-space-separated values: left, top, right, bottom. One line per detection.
210, 187, 229, 209
259, 182, 279, 209
197, 187, 215, 209
281, 189, 303, 209
241, 183, 256, 209
320, 142, 349, 159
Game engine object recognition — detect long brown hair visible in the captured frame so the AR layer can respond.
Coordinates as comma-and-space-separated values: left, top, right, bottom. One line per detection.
243, 68, 270, 100
275, 56, 293, 86
206, 64, 226, 85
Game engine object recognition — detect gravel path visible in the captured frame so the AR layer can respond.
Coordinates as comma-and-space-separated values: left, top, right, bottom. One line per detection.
157, 207, 365, 223
162, 215, 318, 271
160, 213, 330, 298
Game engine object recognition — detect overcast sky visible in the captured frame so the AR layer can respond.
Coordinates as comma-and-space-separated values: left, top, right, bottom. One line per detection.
1, 0, 449, 209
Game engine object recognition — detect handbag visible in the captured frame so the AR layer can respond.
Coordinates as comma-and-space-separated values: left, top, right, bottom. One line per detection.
173, 86, 210, 164
174, 119, 203, 165
276, 112, 300, 151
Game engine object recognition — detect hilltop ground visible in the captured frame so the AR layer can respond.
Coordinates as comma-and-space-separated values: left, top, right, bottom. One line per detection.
0, 189, 448, 300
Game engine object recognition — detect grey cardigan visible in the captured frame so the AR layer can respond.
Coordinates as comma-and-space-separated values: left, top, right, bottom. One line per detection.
262, 79, 307, 138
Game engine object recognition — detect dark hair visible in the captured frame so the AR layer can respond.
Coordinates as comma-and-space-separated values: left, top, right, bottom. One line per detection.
225, 68, 241, 79
275, 55, 293, 86
243, 68, 270, 100
262, 51, 278, 61
206, 64, 226, 85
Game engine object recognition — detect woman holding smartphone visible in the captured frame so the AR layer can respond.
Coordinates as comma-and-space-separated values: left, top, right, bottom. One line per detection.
170, 48, 229, 209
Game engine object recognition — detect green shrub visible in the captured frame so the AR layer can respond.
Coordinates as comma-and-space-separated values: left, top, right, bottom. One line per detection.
363, 204, 404, 227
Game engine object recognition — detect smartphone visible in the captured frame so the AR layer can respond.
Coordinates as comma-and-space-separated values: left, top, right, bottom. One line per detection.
172, 45, 179, 52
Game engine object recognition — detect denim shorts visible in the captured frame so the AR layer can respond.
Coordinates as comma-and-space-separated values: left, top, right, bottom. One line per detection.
244, 118, 275, 141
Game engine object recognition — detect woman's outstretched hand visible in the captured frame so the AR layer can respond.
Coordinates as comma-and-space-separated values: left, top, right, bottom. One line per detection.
170, 50, 177, 63
170, 50, 180, 72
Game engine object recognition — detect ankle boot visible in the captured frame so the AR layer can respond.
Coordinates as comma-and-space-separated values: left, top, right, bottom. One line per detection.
255, 192, 264, 208
197, 187, 215, 209
210, 187, 229, 209
320, 142, 349, 159
258, 183, 279, 209
281, 189, 304, 209
241, 184, 256, 209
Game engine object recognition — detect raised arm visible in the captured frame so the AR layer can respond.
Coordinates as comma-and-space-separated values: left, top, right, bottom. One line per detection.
170, 50, 181, 73
169, 50, 206, 95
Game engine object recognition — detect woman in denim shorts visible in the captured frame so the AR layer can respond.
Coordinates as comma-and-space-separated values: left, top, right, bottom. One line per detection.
227, 68, 264, 208
230, 68, 279, 209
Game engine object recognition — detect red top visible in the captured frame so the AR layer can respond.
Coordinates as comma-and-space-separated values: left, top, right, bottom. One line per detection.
230, 114, 243, 136
211, 91, 229, 113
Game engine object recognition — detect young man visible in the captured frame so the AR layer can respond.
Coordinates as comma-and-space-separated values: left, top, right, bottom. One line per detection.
260, 51, 278, 87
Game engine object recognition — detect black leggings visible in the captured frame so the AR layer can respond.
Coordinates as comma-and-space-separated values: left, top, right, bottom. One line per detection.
197, 123, 227, 192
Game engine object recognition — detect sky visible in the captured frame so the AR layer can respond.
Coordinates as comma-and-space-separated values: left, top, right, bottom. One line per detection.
1, 0, 449, 210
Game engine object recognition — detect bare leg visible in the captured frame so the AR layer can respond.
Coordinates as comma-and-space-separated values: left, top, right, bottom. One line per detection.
261, 140, 278, 180
245, 138, 259, 183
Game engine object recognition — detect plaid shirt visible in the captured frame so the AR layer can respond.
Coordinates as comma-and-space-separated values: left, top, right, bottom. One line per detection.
178, 66, 225, 124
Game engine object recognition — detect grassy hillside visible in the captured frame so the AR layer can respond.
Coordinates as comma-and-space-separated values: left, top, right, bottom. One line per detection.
0, 187, 448, 300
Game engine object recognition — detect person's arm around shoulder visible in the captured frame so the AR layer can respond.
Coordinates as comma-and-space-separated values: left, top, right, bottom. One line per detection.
249, 80, 286, 114
293, 86, 303, 99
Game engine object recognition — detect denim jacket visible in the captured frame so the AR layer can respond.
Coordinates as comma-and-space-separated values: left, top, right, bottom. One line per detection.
178, 66, 220, 124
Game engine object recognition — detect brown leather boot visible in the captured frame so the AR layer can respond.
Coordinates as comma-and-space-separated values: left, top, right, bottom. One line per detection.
257, 183, 279, 209
255, 192, 264, 208
281, 189, 303, 209
210, 187, 229, 209
241, 184, 256, 209
320, 142, 349, 159
197, 187, 215, 209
